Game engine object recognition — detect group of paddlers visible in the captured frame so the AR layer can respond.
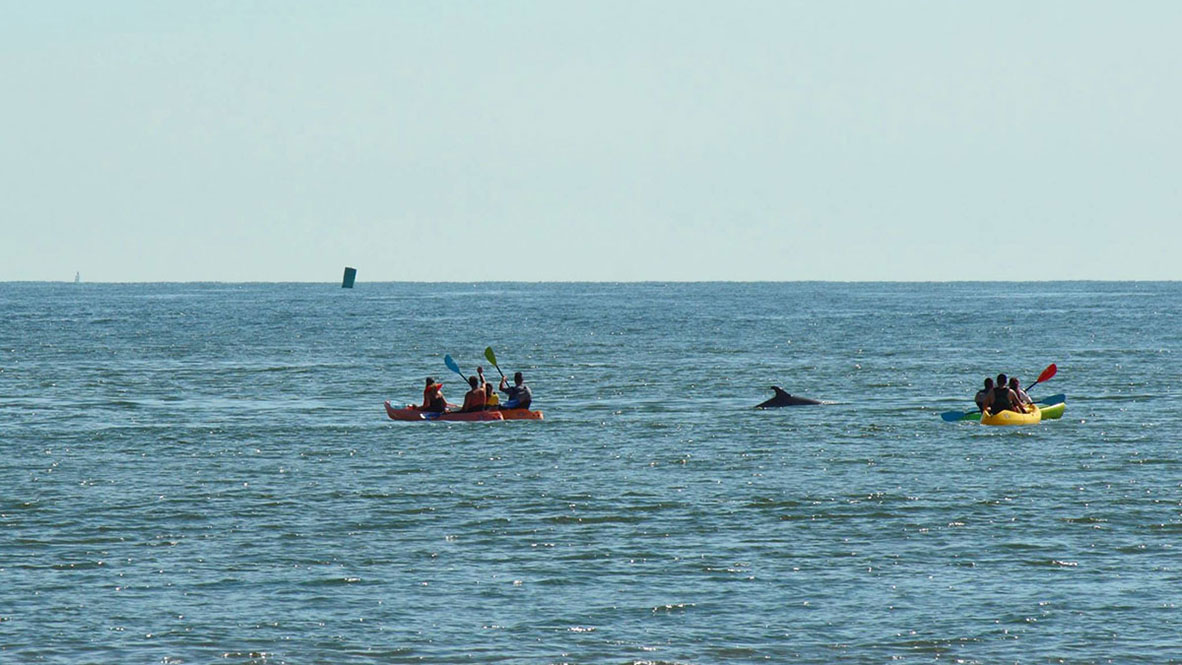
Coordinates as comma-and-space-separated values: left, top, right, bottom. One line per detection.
975, 373, 1033, 415
409, 367, 532, 414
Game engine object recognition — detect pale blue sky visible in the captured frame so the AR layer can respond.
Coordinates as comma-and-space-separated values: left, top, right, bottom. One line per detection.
2, 1, 1179, 281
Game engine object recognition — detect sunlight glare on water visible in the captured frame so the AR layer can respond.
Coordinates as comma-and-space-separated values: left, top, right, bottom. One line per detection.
1, 282, 1179, 663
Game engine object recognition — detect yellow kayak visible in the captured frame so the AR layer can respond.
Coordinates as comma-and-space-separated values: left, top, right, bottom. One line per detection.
980, 403, 1042, 426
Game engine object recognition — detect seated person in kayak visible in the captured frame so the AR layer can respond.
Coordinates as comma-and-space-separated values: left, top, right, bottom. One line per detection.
460, 376, 487, 412
996, 373, 1034, 413
498, 371, 532, 410
1008, 377, 1033, 409
982, 374, 1022, 414
412, 377, 447, 413
477, 366, 500, 409
974, 378, 995, 411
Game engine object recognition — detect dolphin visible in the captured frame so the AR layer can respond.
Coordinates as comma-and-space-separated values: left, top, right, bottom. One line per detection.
754, 386, 824, 408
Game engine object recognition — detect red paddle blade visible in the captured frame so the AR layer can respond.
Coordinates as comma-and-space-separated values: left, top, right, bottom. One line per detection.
1037, 363, 1057, 383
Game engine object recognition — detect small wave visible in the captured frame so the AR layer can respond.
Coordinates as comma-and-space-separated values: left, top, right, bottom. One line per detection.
703, 565, 751, 575
891, 636, 980, 652
219, 652, 271, 664
1060, 516, 1108, 524
1024, 559, 1079, 568
999, 542, 1049, 551
706, 646, 761, 658
651, 602, 695, 614
545, 514, 642, 525
778, 513, 825, 521
745, 497, 804, 509
49, 561, 106, 570
301, 577, 364, 587
624, 502, 686, 512
1146, 522, 1182, 533
1115, 544, 1151, 554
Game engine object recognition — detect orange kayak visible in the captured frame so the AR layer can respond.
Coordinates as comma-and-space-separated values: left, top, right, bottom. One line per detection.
499, 408, 544, 421
384, 401, 504, 422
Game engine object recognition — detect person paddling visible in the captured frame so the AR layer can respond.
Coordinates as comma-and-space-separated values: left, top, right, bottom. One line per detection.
413, 377, 447, 413
498, 371, 532, 410
476, 366, 499, 409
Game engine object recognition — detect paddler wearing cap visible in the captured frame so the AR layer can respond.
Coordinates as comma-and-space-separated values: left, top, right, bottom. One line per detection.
411, 377, 448, 413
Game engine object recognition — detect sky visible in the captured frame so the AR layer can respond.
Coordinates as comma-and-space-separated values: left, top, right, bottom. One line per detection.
2, 1, 1179, 281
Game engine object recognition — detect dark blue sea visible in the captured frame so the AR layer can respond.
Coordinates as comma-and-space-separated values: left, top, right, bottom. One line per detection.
2, 282, 1179, 664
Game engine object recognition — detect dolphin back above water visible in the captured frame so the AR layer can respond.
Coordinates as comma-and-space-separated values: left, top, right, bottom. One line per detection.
754, 386, 824, 408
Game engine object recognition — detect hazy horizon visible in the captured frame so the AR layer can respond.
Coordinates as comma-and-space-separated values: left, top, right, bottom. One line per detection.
7, 277, 1179, 285
4, 2, 1180, 281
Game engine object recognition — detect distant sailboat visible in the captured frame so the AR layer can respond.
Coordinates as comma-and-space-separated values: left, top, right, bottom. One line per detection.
74, 271, 80, 283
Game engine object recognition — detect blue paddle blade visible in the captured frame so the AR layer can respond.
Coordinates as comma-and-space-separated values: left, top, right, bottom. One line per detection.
1036, 393, 1066, 405
940, 410, 968, 422
444, 354, 464, 378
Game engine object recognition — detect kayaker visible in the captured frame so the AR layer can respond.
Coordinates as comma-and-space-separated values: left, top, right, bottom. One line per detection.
476, 366, 500, 408
498, 371, 532, 410
460, 376, 487, 412
476, 366, 491, 399
974, 377, 995, 410
1008, 377, 1033, 409
982, 376, 1021, 415
414, 377, 447, 413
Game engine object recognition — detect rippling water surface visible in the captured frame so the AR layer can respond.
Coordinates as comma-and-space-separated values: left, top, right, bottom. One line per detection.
2, 282, 1179, 663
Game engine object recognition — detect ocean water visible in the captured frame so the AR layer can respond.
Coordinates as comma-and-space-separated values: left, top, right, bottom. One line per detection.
1, 281, 1179, 664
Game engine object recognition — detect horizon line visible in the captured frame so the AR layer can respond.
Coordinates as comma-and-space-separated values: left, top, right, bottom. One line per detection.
4, 279, 1180, 285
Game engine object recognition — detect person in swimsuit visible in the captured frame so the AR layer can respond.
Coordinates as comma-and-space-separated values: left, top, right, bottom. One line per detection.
460, 376, 487, 412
